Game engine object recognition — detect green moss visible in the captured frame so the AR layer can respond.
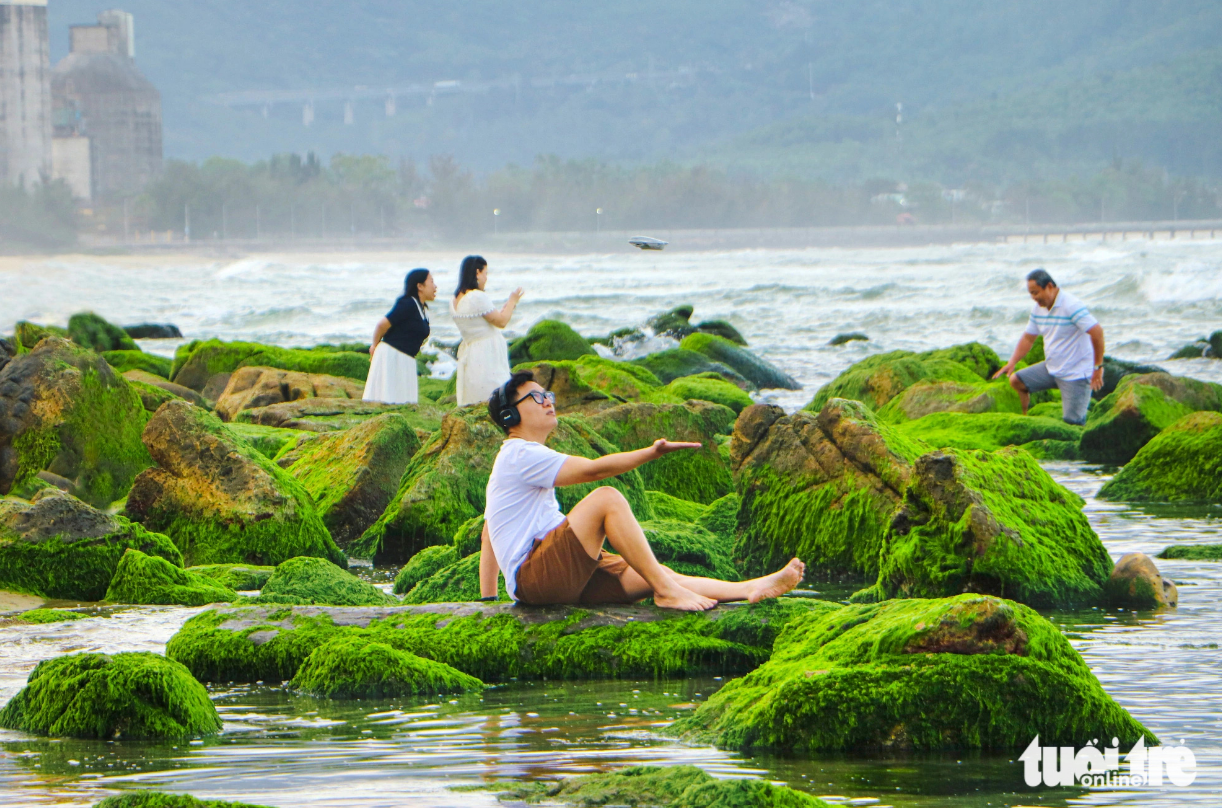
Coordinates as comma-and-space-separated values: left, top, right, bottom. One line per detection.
696, 493, 740, 543
508, 320, 598, 364
589, 401, 735, 504
646, 490, 708, 523
680, 333, 798, 390
920, 342, 1002, 379
1080, 373, 1222, 464
186, 563, 275, 591
653, 373, 755, 413
643, 519, 739, 580
226, 423, 303, 459
632, 348, 750, 387
876, 378, 1023, 422
451, 514, 485, 556
1099, 411, 1222, 503
170, 339, 370, 390
103, 350, 172, 378
1027, 398, 1063, 419
1020, 439, 1083, 461
669, 594, 1155, 753
0, 652, 222, 739
14, 321, 69, 352
806, 347, 987, 412
353, 407, 651, 563
1157, 544, 1222, 560
694, 319, 747, 346
255, 556, 396, 606
392, 544, 459, 595
128, 379, 181, 413
68, 313, 138, 353
402, 552, 508, 603
647, 305, 696, 338
290, 635, 484, 698
104, 549, 237, 606
93, 793, 273, 808
15, 608, 86, 624
894, 411, 1083, 451
166, 599, 822, 684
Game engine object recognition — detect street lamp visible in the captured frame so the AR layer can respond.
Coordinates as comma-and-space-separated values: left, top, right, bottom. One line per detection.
493, 208, 500, 234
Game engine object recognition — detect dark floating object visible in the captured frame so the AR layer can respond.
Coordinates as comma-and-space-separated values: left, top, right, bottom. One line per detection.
629, 236, 668, 250
829, 332, 869, 346
124, 323, 184, 339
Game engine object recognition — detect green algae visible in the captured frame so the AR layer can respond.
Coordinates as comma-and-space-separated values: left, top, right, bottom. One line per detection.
1080, 373, 1222, 464
103, 350, 172, 379
894, 411, 1083, 452
876, 377, 1023, 422
13, 321, 69, 352
1158, 544, 1222, 560
643, 519, 739, 580
508, 320, 598, 364
401, 552, 509, 603
680, 333, 799, 390
1098, 411, 1222, 503
170, 339, 370, 390
255, 556, 396, 606
645, 490, 708, 523
452, 514, 485, 556
166, 599, 823, 684
93, 793, 273, 808
669, 594, 1155, 753
631, 348, 749, 387
128, 379, 181, 413
653, 373, 755, 413
0, 652, 222, 740
225, 423, 303, 459
696, 493, 740, 543
921, 342, 1003, 379
105, 549, 237, 606
68, 313, 139, 353
289, 635, 484, 698
806, 346, 994, 413
187, 563, 275, 591
392, 544, 459, 595
14, 609, 86, 624
1020, 439, 1083, 461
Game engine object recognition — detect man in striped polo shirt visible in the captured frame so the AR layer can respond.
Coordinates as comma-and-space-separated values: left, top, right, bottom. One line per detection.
993, 268, 1105, 425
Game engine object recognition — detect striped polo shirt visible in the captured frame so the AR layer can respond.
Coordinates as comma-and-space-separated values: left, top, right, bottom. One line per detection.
1024, 289, 1099, 380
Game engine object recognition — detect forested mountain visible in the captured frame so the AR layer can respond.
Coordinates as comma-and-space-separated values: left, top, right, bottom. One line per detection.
47, 0, 1222, 184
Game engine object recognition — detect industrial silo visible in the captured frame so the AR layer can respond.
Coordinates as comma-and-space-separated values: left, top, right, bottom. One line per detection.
0, 0, 52, 188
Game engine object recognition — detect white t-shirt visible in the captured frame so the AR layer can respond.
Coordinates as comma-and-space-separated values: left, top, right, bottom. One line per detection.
1023, 289, 1099, 380
484, 438, 570, 600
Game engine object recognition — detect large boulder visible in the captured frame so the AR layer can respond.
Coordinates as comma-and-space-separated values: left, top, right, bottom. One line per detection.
508, 320, 597, 364
0, 651, 222, 740
401, 551, 508, 603
588, 401, 734, 504
289, 635, 484, 698
104, 350, 172, 379
353, 406, 652, 563
679, 333, 799, 390
234, 398, 447, 435
214, 366, 366, 422
0, 337, 151, 506
1104, 552, 1178, 609
124, 400, 345, 568
170, 339, 370, 393
895, 412, 1083, 452
1098, 411, 1222, 503
123, 370, 210, 409
123, 323, 184, 340
1079, 372, 1222, 464
166, 599, 825, 684
519, 356, 662, 414
876, 378, 1021, 422
806, 345, 998, 413
104, 548, 237, 606
668, 594, 1154, 753
255, 556, 395, 606
12, 321, 69, 352
392, 544, 459, 595
1098, 356, 1167, 399
654, 374, 754, 414
277, 413, 421, 546
68, 312, 138, 353
186, 563, 275, 591
0, 489, 182, 601
631, 348, 750, 388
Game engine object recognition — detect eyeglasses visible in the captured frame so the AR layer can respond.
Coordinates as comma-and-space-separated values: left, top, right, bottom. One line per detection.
513, 390, 556, 407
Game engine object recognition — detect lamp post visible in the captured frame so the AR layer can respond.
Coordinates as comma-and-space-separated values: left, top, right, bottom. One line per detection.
493, 208, 500, 234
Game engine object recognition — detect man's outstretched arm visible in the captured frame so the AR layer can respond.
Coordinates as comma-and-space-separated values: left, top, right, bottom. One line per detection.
554, 439, 700, 487
994, 332, 1038, 379
479, 523, 500, 599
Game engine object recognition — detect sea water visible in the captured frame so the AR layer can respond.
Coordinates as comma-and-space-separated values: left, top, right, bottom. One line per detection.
1, 240, 1220, 806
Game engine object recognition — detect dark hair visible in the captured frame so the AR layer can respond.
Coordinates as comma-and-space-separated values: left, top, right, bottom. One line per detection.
489, 370, 536, 434
454, 255, 487, 298
1026, 268, 1056, 289
404, 268, 432, 308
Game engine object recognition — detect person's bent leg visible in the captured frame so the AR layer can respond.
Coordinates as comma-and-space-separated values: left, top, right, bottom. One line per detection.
566, 487, 716, 611
1008, 372, 1030, 415
667, 560, 806, 604
1012, 362, 1057, 417
1057, 377, 1092, 426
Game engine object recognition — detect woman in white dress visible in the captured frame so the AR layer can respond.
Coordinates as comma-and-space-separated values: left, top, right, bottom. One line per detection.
363, 268, 437, 404
451, 255, 524, 406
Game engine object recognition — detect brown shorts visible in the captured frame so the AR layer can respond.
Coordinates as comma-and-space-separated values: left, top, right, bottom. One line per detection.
514, 519, 637, 606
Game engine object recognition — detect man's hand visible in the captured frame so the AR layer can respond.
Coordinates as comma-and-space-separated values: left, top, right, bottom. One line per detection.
992, 361, 1016, 380
650, 439, 702, 457
1091, 367, 1104, 392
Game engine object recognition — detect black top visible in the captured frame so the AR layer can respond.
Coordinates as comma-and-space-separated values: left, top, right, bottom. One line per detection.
381, 295, 430, 357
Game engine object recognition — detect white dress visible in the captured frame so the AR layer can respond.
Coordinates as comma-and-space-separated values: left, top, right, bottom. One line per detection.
363, 342, 418, 404
451, 290, 512, 407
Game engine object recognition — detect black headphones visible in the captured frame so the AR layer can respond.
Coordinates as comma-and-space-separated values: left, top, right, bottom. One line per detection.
490, 381, 521, 430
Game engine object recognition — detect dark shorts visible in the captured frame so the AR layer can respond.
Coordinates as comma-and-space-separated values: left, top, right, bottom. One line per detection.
1013, 361, 1092, 426
514, 519, 636, 606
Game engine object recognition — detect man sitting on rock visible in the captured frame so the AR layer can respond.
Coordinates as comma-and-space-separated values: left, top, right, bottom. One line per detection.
479, 371, 805, 611
993, 268, 1105, 425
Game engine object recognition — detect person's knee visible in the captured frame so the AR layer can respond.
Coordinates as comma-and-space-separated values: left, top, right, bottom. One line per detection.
1009, 373, 1027, 393
587, 485, 629, 511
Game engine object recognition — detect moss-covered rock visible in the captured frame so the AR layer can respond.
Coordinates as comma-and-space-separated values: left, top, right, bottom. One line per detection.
277, 414, 420, 546
642, 519, 739, 580
214, 366, 366, 422
508, 320, 598, 365
392, 544, 458, 595
123, 370, 210, 412
1080, 372, 1222, 464
922, 342, 1004, 379
289, 635, 483, 698
693, 319, 747, 346
1170, 340, 1209, 359
680, 333, 799, 391
68, 312, 139, 353
353, 406, 651, 563
187, 563, 275, 591
829, 332, 869, 346
93, 793, 272, 808
0, 651, 222, 740
0, 337, 151, 507
1, 489, 182, 601
876, 378, 1022, 422
518, 356, 663, 414
104, 350, 172, 378
631, 348, 750, 387
451, 514, 485, 556
225, 423, 302, 460
1098, 411, 1222, 503
646, 305, 697, 338
697, 493, 740, 543
401, 552, 508, 603
588, 401, 734, 504
13, 321, 69, 352
124, 400, 345, 568
166, 599, 830, 684
105, 549, 237, 605
13, 608, 86, 623
1104, 552, 1177, 609
234, 398, 447, 435
645, 490, 708, 523
653, 374, 755, 413
170, 339, 370, 392
1017, 438, 1083, 461
1098, 356, 1167, 399
894, 411, 1083, 452
256, 556, 395, 606
806, 346, 993, 413
1158, 544, 1222, 560
668, 594, 1154, 753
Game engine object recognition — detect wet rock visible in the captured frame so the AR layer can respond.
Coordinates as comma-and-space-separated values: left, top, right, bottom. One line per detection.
214, 366, 365, 422
123, 370, 209, 409
401, 551, 507, 603
1098, 356, 1167, 398
668, 594, 1155, 753
631, 348, 750, 388
234, 397, 446, 435
166, 599, 827, 684
0, 489, 182, 601
656, 374, 754, 413
255, 556, 395, 606
392, 544, 459, 595
0, 651, 221, 740
1169, 340, 1209, 359
13, 321, 69, 352
352, 407, 650, 563
520, 356, 661, 414
186, 563, 275, 591
124, 400, 345, 568
170, 339, 369, 393
68, 312, 138, 353
123, 323, 183, 340
1104, 552, 1178, 609
829, 332, 869, 346
0, 337, 151, 507
226, 423, 302, 459
807, 343, 1000, 413
693, 320, 746, 346
0, 338, 13, 374
1157, 544, 1222, 561
646, 305, 698, 339
680, 333, 799, 391
103, 350, 172, 379
876, 378, 1022, 421
277, 413, 421, 546
289, 635, 484, 698
589, 401, 734, 504
94, 793, 271, 808
104, 548, 237, 606
894, 412, 1083, 452
508, 319, 597, 364
12, 608, 85, 624
1079, 372, 1222, 464
1098, 411, 1222, 503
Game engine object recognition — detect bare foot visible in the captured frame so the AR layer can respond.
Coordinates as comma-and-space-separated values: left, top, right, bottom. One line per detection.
654, 585, 717, 612
748, 558, 806, 603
